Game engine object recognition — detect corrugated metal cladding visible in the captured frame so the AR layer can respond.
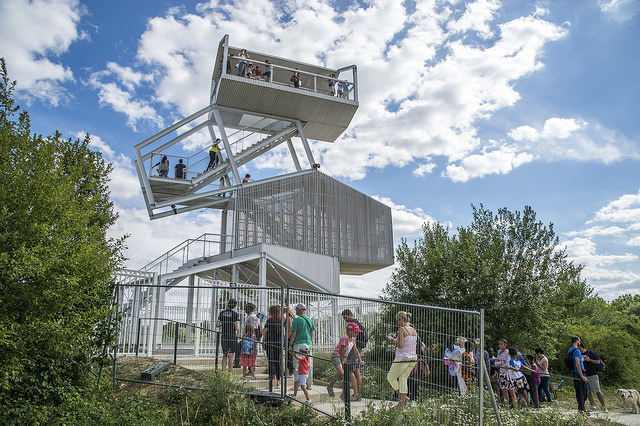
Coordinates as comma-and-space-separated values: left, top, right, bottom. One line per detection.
234, 171, 393, 272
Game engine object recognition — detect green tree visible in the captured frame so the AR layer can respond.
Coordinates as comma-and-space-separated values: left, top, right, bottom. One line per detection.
384, 204, 590, 351
0, 59, 124, 420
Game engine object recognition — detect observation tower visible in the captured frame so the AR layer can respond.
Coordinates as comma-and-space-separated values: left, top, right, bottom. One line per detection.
133, 35, 393, 294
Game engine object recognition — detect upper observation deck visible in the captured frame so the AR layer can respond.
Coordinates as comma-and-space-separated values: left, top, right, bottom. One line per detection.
211, 35, 359, 142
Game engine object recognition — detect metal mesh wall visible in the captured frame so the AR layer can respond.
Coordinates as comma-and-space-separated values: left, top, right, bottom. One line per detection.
234, 171, 393, 269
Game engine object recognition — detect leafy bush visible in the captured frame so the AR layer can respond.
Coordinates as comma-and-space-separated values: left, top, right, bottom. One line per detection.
0, 59, 124, 422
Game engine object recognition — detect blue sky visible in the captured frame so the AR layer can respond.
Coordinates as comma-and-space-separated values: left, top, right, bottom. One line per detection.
1, 0, 639, 300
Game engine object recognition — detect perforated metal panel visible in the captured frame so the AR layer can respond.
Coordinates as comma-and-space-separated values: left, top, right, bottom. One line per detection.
234, 170, 393, 274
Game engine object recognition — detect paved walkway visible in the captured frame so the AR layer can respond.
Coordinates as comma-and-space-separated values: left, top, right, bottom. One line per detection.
558, 408, 640, 426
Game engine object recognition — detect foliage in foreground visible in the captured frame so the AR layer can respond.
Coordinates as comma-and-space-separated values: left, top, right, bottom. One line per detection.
0, 59, 124, 419
350, 396, 618, 426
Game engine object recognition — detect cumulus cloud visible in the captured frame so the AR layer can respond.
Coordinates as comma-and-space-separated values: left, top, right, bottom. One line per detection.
0, 0, 86, 105
413, 161, 437, 177
83, 0, 573, 183
443, 145, 534, 182
372, 195, 438, 239
87, 73, 164, 131
108, 206, 221, 269
507, 117, 638, 166
563, 189, 640, 299
74, 132, 141, 200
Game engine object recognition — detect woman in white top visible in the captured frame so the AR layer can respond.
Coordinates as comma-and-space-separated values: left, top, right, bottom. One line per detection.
387, 311, 418, 409
534, 347, 552, 403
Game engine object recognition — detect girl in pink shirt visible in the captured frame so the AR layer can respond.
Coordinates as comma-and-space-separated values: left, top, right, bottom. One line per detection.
326, 322, 365, 398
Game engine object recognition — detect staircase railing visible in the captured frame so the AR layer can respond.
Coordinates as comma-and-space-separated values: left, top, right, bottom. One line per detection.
141, 233, 233, 275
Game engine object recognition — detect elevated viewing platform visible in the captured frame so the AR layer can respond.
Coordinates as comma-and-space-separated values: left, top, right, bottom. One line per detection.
211, 35, 359, 143
134, 34, 360, 219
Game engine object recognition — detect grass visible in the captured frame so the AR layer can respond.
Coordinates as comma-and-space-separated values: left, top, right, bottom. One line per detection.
104, 356, 636, 425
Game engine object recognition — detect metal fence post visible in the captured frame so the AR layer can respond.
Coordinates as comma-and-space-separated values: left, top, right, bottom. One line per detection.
174, 321, 179, 365
215, 331, 220, 370
479, 309, 484, 425
344, 362, 351, 421
135, 317, 142, 357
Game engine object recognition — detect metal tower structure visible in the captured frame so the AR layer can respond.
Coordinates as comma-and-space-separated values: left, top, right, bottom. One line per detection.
132, 35, 393, 295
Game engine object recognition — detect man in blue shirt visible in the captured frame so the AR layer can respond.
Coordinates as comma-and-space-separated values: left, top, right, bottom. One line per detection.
569, 336, 589, 413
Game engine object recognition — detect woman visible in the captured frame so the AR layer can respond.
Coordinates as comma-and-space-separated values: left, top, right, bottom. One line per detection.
261, 305, 283, 386
283, 306, 295, 376
153, 155, 169, 177
534, 348, 552, 404
387, 311, 418, 409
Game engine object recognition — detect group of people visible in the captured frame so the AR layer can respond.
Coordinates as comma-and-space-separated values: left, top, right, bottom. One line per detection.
215, 299, 316, 398
327, 74, 352, 99
230, 48, 352, 97
153, 156, 187, 179
569, 336, 607, 414
230, 49, 272, 81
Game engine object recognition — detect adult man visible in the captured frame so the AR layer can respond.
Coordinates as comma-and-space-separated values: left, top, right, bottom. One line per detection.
174, 159, 186, 179
216, 298, 240, 372
341, 309, 367, 400
569, 336, 590, 413
289, 304, 315, 389
579, 343, 608, 412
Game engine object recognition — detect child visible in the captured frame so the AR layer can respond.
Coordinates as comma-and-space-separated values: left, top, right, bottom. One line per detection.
461, 340, 476, 393
506, 347, 528, 408
240, 323, 256, 378
326, 322, 365, 399
291, 344, 312, 404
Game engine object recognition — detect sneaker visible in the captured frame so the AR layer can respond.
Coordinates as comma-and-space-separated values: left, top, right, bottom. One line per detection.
306, 400, 313, 405
602, 407, 608, 412
589, 405, 597, 412
326, 386, 335, 397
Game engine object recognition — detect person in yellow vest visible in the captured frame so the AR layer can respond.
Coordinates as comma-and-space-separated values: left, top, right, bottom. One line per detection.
207, 138, 221, 171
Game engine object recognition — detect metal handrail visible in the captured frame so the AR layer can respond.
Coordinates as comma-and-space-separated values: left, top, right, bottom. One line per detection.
141, 233, 232, 274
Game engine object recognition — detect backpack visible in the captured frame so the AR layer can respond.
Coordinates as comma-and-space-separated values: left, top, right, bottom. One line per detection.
354, 319, 368, 350
591, 352, 606, 372
565, 347, 578, 370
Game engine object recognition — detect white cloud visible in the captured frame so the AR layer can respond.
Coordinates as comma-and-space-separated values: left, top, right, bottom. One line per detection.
507, 118, 638, 165
106, 62, 154, 91
0, 0, 85, 105
92, 1, 571, 183
598, 0, 640, 22
109, 206, 221, 269
443, 145, 534, 182
74, 132, 141, 200
563, 188, 640, 299
447, 0, 501, 38
541, 117, 585, 139
413, 161, 437, 177
87, 73, 163, 131
592, 190, 640, 223
372, 195, 437, 239
340, 265, 394, 297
